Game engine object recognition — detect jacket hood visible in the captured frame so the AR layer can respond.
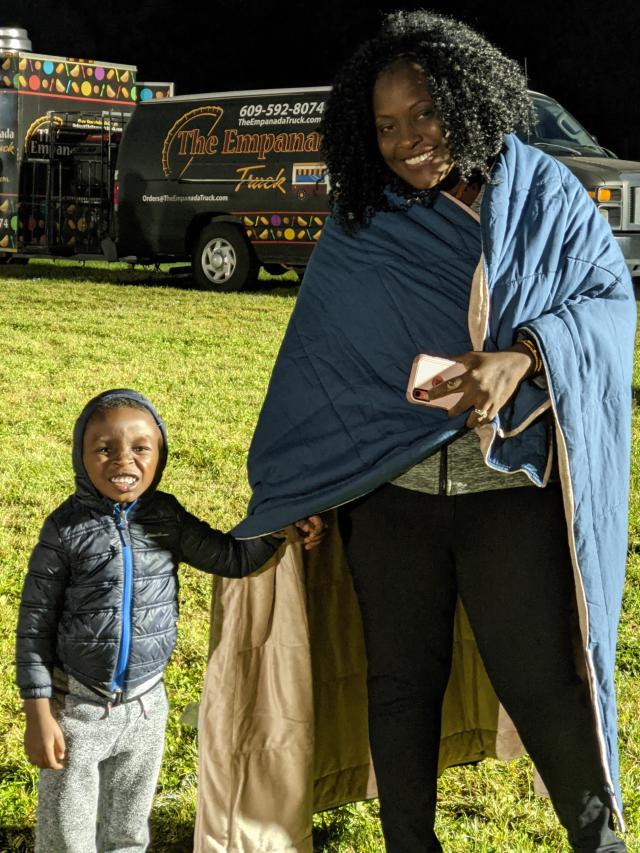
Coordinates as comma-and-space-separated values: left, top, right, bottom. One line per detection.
72, 388, 168, 510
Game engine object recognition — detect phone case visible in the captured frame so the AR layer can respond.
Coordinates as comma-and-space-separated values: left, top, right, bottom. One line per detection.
406, 354, 466, 410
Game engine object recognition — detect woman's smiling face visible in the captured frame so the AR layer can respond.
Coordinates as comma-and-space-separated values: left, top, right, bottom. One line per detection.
373, 59, 454, 191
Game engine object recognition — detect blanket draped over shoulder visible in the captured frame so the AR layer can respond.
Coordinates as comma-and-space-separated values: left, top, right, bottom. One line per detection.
195, 135, 635, 852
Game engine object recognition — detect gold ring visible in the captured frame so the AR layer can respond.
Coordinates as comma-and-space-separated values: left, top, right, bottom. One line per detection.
473, 408, 488, 421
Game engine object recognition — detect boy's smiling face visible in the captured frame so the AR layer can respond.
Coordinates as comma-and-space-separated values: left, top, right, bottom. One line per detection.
82, 406, 162, 503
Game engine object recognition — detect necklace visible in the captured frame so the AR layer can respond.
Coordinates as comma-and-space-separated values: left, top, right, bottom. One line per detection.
388, 166, 463, 210
387, 166, 484, 212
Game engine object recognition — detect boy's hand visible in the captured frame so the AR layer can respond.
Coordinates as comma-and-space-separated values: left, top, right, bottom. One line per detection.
293, 515, 326, 550
23, 698, 66, 770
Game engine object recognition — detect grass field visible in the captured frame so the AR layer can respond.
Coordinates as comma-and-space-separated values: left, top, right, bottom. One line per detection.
0, 260, 638, 852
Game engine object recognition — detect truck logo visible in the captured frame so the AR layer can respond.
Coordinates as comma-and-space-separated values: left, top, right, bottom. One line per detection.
221, 128, 321, 161
0, 127, 15, 155
234, 164, 287, 194
291, 163, 328, 198
28, 140, 71, 157
162, 106, 224, 178
24, 114, 64, 154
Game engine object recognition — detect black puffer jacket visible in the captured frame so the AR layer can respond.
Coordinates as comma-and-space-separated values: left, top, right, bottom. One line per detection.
16, 389, 279, 699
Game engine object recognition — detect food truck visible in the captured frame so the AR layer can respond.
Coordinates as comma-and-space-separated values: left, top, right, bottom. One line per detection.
114, 87, 330, 289
0, 27, 172, 259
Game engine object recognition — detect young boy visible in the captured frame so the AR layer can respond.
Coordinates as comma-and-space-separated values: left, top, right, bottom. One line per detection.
16, 388, 323, 853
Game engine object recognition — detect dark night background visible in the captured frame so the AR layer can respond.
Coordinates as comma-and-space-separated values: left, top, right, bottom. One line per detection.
3, 0, 640, 160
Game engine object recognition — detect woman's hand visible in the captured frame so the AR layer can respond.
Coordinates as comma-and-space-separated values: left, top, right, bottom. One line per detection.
292, 515, 326, 550
23, 698, 66, 770
427, 346, 535, 428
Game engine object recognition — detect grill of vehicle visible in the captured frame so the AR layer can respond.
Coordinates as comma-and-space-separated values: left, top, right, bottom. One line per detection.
632, 187, 640, 227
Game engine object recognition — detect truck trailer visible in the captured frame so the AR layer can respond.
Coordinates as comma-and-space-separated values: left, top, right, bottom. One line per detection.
0, 27, 172, 259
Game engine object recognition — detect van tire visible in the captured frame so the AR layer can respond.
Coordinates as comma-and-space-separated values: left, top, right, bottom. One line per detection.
192, 223, 257, 292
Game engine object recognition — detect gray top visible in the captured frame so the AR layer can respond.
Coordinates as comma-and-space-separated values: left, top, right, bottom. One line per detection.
391, 428, 536, 495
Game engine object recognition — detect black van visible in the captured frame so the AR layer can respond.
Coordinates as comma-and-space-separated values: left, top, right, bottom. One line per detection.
114, 87, 331, 290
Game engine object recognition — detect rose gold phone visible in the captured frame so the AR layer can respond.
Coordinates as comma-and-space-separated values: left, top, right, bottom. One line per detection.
406, 354, 466, 411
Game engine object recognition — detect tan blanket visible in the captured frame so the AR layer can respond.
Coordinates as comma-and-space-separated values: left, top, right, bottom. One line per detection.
194, 514, 524, 852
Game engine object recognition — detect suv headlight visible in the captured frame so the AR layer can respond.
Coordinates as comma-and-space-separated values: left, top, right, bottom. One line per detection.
588, 185, 623, 229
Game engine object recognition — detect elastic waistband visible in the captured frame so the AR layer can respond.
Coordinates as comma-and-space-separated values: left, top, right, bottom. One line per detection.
53, 669, 163, 706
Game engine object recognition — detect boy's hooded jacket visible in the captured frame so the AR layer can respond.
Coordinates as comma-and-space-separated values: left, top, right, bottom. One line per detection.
16, 389, 278, 699
195, 136, 635, 851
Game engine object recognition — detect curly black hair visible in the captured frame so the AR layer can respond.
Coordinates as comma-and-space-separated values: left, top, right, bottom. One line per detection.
319, 10, 531, 232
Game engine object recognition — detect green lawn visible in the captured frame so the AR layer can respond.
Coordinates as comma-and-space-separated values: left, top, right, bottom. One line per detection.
0, 261, 638, 852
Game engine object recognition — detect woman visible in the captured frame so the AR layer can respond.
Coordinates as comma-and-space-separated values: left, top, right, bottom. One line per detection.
196, 11, 634, 852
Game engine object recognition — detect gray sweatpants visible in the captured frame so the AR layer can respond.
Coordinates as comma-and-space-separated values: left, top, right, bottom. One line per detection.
35, 677, 169, 853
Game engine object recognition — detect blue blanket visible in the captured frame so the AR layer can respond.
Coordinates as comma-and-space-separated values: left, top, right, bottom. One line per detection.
234, 134, 635, 811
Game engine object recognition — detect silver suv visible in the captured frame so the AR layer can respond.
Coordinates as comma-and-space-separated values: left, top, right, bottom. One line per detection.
519, 93, 640, 278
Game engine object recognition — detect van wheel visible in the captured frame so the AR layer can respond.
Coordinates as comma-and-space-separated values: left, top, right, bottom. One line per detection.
192, 223, 257, 292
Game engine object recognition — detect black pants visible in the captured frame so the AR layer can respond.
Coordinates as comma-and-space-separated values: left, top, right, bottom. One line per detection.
338, 483, 625, 853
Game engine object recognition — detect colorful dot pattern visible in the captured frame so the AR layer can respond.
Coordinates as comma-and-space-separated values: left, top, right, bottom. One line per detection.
242, 212, 326, 244
0, 52, 137, 103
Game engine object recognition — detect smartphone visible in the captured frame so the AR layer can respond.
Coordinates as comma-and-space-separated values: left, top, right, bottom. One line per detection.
406, 354, 466, 411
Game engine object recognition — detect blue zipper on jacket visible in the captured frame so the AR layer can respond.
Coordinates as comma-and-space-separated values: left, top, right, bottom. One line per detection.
113, 500, 136, 691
